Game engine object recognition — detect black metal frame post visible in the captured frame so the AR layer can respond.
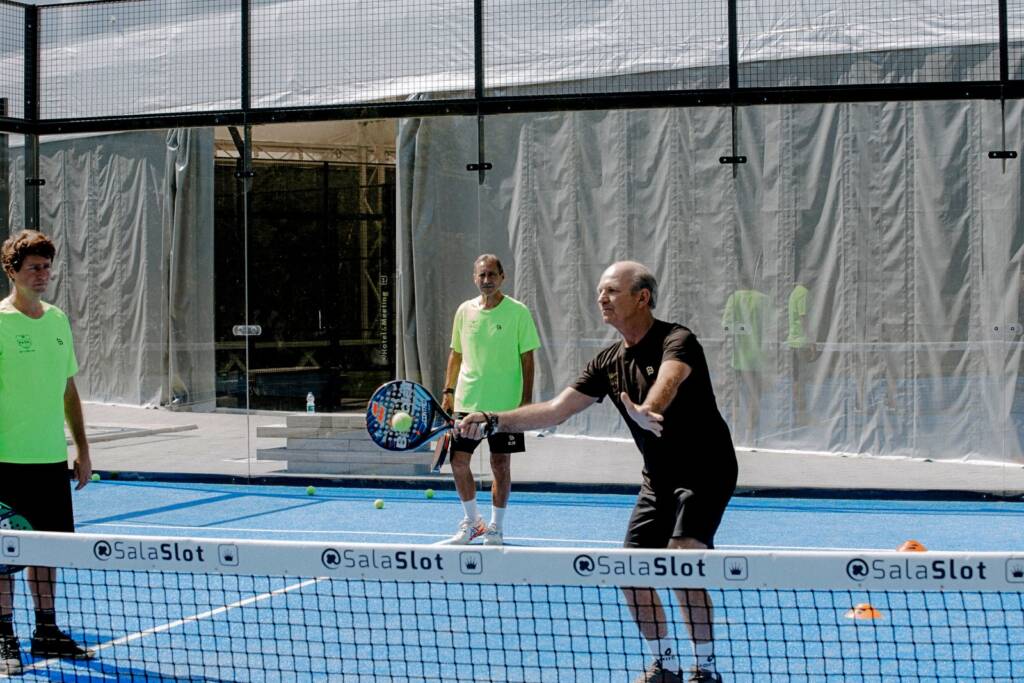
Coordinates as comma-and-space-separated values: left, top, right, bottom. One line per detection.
989, 0, 1018, 163
0, 98, 9, 235
720, 0, 746, 172
240, 0, 250, 115
23, 4, 40, 229
467, 0, 491, 183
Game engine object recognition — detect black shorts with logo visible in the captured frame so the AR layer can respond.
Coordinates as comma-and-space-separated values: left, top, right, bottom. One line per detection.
0, 461, 75, 533
451, 412, 526, 455
623, 477, 733, 549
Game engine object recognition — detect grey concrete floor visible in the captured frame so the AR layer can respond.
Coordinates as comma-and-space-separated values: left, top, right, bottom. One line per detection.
76, 402, 1024, 496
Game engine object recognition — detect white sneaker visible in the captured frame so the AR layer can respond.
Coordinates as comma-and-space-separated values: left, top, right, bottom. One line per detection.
436, 517, 486, 545
482, 523, 504, 546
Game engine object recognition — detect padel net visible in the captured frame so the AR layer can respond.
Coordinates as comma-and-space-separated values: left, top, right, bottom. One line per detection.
1, 529, 1022, 681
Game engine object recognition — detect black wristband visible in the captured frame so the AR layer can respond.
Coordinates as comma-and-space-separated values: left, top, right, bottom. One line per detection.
442, 388, 455, 395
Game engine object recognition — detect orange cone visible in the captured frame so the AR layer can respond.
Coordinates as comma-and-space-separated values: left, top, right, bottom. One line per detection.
898, 540, 927, 552
845, 603, 883, 620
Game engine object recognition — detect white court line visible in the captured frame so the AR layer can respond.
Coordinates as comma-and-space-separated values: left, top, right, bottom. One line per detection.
21, 576, 324, 675
84, 522, 892, 552
85, 522, 623, 546
86, 521, 443, 539
720, 543, 894, 552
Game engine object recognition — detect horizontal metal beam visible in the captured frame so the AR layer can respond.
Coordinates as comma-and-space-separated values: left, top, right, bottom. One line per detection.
25, 81, 1024, 135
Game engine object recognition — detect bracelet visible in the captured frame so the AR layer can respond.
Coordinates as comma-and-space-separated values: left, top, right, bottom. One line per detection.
442, 388, 455, 395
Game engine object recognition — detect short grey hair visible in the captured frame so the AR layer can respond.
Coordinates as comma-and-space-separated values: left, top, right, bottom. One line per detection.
474, 253, 504, 275
631, 267, 658, 310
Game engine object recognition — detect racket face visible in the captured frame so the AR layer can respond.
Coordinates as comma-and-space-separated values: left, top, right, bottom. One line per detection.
366, 381, 451, 451
0, 501, 30, 575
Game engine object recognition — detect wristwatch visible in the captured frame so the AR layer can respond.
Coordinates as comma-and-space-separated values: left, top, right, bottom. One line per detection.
481, 412, 499, 437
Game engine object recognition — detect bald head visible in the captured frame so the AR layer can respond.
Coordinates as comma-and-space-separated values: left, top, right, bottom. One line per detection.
602, 261, 658, 310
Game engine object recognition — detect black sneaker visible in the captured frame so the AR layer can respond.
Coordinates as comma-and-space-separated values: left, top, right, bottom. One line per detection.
687, 668, 723, 683
634, 659, 683, 683
0, 633, 22, 675
30, 626, 94, 660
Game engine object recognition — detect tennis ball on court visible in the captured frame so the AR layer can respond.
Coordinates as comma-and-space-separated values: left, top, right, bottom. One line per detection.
390, 411, 413, 433
425, 488, 435, 499
306, 485, 316, 496
373, 498, 385, 509
90, 473, 100, 482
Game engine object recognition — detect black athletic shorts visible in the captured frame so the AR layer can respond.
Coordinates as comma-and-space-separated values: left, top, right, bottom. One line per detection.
0, 461, 75, 533
623, 477, 733, 549
451, 412, 526, 455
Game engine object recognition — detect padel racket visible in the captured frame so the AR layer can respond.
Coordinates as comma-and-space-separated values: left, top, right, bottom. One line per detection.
431, 432, 452, 473
0, 500, 31, 575
366, 380, 455, 453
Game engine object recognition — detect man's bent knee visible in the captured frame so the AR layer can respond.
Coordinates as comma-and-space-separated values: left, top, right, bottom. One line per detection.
490, 452, 511, 472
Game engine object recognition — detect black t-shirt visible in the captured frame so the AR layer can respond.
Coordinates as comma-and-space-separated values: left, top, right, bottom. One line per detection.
573, 320, 736, 489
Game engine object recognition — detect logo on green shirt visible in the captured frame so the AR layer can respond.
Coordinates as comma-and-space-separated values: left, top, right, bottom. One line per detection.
15, 335, 32, 352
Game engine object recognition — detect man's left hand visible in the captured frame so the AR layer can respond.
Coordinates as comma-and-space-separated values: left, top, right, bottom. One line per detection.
620, 392, 664, 436
73, 450, 92, 490
455, 412, 487, 440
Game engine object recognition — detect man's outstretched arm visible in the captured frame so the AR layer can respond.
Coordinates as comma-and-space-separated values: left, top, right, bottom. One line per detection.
456, 387, 597, 439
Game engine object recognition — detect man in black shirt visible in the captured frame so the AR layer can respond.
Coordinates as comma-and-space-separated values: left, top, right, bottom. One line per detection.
456, 261, 737, 683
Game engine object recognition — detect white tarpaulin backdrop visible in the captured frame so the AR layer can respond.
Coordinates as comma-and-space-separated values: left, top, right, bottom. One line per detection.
397, 101, 1024, 465
8, 130, 216, 409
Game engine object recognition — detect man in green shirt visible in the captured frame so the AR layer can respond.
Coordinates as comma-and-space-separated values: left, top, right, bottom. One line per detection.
722, 287, 768, 443
438, 254, 540, 545
0, 230, 94, 675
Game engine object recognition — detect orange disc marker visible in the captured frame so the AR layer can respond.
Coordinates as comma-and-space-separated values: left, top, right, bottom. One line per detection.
898, 540, 927, 552
844, 603, 883, 620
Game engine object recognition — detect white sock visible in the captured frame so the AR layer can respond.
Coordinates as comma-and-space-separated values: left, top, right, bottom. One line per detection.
647, 638, 679, 671
694, 641, 716, 671
461, 499, 480, 522
490, 506, 506, 529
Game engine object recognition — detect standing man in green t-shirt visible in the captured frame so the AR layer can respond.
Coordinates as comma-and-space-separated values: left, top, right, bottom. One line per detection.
0, 230, 95, 676
722, 287, 768, 443
437, 254, 541, 546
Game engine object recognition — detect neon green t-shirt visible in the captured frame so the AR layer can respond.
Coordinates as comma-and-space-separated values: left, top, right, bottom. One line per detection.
0, 301, 78, 464
787, 284, 809, 349
722, 289, 767, 371
451, 295, 541, 412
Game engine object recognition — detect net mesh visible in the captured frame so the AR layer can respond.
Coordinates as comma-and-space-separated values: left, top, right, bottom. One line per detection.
737, 0, 1000, 88
38, 0, 240, 120
250, 0, 474, 108
0, 2, 22, 120
12, 0, 1015, 126
1, 530, 1022, 681
482, 0, 729, 96
1010, 0, 1024, 80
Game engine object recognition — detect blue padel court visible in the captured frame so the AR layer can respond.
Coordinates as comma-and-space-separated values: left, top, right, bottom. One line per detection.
66, 481, 1023, 551
4, 481, 1022, 682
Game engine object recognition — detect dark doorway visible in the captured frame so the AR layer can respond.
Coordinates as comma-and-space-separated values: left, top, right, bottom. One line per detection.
214, 159, 396, 412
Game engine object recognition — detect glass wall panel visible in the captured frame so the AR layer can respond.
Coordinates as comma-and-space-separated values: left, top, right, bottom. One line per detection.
215, 130, 397, 414
14, 128, 251, 480
429, 105, 1024, 490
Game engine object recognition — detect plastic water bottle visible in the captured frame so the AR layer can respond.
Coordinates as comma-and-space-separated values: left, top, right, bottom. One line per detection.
306, 392, 315, 414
